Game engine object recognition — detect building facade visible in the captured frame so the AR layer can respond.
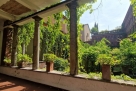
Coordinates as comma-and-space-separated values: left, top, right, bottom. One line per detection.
87, 5, 135, 47
87, 30, 126, 47
122, 5, 136, 36
80, 24, 91, 42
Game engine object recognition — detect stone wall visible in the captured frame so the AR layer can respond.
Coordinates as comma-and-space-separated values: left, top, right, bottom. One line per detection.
80, 24, 91, 42
0, 66, 135, 91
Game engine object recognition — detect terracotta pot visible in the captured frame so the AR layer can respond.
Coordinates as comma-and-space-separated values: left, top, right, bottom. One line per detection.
7, 63, 11, 67
102, 64, 111, 81
17, 61, 27, 68
4, 62, 11, 67
46, 61, 54, 72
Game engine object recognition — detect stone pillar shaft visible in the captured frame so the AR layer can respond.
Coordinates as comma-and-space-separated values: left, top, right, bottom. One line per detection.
1, 29, 8, 65
32, 16, 42, 70
68, 1, 78, 76
11, 25, 19, 66
1, 20, 12, 65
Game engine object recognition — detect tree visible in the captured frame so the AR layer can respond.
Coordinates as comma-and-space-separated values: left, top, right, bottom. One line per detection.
130, 0, 136, 16
90, 23, 99, 33
82, 47, 99, 73
91, 27, 98, 33
95, 38, 111, 54
52, 32, 69, 58
119, 38, 136, 73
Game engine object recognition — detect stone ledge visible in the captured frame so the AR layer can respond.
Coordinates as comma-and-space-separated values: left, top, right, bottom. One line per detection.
0, 66, 136, 91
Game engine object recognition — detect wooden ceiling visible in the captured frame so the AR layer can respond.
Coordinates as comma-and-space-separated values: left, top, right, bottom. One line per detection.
0, 0, 61, 21
0, 0, 91, 26
0, 0, 31, 15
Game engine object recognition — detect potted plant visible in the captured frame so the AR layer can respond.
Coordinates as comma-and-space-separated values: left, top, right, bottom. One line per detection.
17, 54, 32, 68
96, 54, 121, 81
95, 54, 112, 81
4, 57, 11, 67
43, 54, 57, 72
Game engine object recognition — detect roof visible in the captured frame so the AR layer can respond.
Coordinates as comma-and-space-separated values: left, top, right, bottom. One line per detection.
0, 0, 92, 27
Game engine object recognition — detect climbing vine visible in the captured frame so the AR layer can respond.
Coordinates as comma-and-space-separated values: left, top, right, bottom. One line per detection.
17, 22, 34, 54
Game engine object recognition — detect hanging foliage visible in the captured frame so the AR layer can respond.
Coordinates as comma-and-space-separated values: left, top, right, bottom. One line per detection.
40, 12, 69, 59
17, 22, 34, 54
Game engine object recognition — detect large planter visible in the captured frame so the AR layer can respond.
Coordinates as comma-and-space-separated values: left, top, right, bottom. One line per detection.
4, 62, 11, 67
102, 64, 111, 81
46, 61, 54, 72
17, 61, 27, 68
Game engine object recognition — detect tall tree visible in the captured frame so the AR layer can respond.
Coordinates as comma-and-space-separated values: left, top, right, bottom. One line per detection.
119, 37, 136, 73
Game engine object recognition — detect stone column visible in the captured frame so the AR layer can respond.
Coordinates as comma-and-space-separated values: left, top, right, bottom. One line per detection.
1, 29, 8, 65
67, 0, 78, 76
1, 20, 13, 66
32, 16, 42, 70
11, 25, 19, 66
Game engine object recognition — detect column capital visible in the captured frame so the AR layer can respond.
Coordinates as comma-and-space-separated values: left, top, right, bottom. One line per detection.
67, 0, 78, 9
3, 20, 12, 26
32, 16, 42, 21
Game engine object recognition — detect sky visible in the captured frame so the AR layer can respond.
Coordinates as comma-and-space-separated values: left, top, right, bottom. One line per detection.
80, 0, 131, 31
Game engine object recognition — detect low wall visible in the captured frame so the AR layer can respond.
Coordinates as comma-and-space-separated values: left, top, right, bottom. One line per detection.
0, 66, 135, 91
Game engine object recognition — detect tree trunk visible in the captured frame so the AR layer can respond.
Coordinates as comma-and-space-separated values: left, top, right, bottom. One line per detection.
22, 43, 25, 55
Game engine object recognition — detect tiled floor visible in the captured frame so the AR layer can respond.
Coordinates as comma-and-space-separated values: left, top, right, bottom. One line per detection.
0, 74, 67, 91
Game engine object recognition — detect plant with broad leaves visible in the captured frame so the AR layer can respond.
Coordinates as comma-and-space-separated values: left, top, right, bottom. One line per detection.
43, 54, 57, 62
17, 54, 32, 63
54, 57, 69, 71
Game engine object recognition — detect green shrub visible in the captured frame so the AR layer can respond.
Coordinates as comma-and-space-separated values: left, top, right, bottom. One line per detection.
4, 57, 11, 63
112, 65, 122, 72
17, 54, 32, 63
88, 72, 102, 79
111, 74, 134, 81
54, 57, 69, 71
95, 54, 121, 66
121, 74, 132, 81
81, 51, 98, 73
95, 54, 112, 65
43, 54, 57, 62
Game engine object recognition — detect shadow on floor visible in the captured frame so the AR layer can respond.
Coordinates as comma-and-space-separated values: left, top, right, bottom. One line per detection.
0, 74, 68, 91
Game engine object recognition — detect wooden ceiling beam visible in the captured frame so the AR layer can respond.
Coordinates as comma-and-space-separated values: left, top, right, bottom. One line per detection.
0, 0, 10, 7
16, 0, 40, 11
0, 10, 15, 21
